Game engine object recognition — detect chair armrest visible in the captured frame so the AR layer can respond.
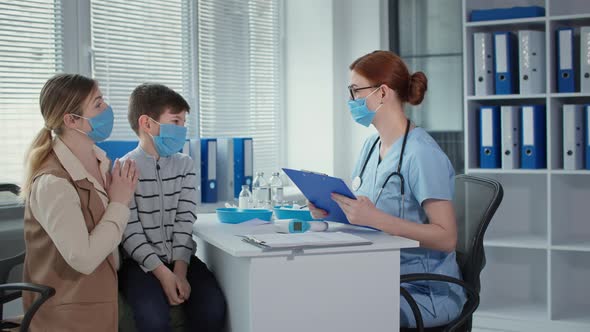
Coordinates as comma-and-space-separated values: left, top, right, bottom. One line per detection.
0, 283, 55, 332
1, 289, 22, 305
0, 183, 20, 195
400, 285, 424, 332
400, 273, 480, 332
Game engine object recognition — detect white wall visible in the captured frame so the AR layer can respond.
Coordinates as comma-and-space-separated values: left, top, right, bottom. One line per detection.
285, 0, 388, 182
332, 0, 389, 181
285, 0, 334, 175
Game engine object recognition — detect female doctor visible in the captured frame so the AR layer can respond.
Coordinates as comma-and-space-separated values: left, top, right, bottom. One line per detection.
309, 50, 466, 328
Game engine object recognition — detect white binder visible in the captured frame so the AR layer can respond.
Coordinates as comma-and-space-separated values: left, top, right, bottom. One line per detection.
581, 27, 590, 93
473, 32, 494, 96
518, 30, 546, 94
563, 104, 585, 170
501, 106, 521, 169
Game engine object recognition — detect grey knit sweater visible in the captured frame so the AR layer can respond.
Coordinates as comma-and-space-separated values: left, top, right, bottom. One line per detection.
121, 145, 198, 272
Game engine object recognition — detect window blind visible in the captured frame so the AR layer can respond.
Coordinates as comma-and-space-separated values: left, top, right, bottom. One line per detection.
0, 0, 63, 184
91, 0, 196, 139
198, 0, 282, 177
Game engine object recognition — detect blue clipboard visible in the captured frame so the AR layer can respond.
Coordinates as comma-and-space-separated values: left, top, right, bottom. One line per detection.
282, 168, 355, 224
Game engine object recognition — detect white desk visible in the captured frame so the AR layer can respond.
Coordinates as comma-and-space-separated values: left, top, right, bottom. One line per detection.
193, 214, 418, 332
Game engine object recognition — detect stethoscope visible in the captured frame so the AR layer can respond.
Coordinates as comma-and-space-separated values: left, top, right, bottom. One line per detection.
351, 119, 411, 220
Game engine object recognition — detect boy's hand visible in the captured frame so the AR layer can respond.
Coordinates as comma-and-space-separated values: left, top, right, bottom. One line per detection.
176, 276, 191, 301
108, 159, 139, 206
153, 265, 184, 306
173, 260, 191, 300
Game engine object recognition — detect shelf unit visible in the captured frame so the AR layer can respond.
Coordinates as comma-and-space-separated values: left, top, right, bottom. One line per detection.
463, 1, 590, 331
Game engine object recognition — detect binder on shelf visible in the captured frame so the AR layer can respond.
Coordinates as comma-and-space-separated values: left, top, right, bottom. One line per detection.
557, 27, 576, 93
518, 30, 546, 95
563, 105, 585, 170
217, 137, 254, 201
581, 27, 590, 93
479, 105, 501, 168
494, 32, 518, 95
200, 138, 218, 203
586, 105, 590, 169
501, 106, 520, 169
182, 139, 202, 205
473, 32, 494, 96
470, 6, 545, 22
521, 105, 546, 169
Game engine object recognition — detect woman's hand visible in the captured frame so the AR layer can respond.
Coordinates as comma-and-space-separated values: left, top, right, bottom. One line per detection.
307, 201, 328, 220
331, 193, 381, 227
108, 159, 139, 206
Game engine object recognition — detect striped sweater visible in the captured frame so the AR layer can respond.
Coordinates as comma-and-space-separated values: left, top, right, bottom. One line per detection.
121, 145, 198, 272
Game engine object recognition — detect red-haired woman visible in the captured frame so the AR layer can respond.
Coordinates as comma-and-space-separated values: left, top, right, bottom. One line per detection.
310, 50, 466, 328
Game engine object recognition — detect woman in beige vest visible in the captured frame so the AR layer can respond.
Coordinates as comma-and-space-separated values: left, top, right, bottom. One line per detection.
20, 74, 138, 331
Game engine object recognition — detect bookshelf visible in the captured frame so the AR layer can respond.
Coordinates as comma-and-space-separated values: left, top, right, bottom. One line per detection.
463, 1, 590, 331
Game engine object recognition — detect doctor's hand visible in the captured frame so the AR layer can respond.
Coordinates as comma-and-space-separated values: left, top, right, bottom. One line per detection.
331, 193, 381, 227
307, 201, 328, 220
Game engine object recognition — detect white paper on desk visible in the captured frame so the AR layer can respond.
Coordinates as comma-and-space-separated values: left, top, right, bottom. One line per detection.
243, 231, 371, 248
239, 218, 271, 226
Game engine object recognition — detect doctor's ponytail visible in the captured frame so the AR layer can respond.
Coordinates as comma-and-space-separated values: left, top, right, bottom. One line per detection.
407, 72, 427, 105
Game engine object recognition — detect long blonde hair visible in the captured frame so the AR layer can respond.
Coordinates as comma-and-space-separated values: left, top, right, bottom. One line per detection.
21, 74, 97, 199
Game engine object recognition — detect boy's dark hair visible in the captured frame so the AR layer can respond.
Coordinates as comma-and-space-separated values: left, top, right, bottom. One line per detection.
128, 83, 190, 135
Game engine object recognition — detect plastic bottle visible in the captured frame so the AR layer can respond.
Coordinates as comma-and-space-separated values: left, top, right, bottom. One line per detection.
238, 185, 252, 209
269, 172, 284, 207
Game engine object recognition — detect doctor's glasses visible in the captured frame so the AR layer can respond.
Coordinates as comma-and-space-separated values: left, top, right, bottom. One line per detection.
348, 84, 381, 100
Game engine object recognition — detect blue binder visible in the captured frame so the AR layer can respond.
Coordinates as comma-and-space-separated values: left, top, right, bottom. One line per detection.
233, 137, 253, 198
557, 27, 575, 93
521, 105, 546, 169
200, 138, 218, 203
586, 105, 590, 169
494, 32, 518, 94
479, 106, 501, 168
96, 140, 138, 162
282, 168, 355, 225
470, 6, 545, 22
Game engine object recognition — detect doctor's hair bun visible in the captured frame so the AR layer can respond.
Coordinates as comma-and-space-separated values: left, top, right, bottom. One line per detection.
407, 72, 427, 106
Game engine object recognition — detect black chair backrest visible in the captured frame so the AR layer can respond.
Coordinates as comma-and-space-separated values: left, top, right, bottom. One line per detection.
0, 183, 25, 323
0, 183, 24, 285
453, 174, 503, 294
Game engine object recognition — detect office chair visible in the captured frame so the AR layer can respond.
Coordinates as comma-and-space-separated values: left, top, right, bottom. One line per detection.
0, 183, 55, 332
400, 174, 504, 332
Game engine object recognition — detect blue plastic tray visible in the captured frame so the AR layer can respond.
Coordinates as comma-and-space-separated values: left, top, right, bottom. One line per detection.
273, 206, 314, 221
216, 208, 273, 224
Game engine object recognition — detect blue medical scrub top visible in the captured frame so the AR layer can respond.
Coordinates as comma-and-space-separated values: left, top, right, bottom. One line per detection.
352, 127, 466, 318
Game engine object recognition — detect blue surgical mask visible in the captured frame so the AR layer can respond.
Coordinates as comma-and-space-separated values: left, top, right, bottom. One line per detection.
347, 88, 383, 127
149, 118, 187, 157
71, 105, 114, 142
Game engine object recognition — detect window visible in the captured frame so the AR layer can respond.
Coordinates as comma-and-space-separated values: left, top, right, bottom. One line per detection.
392, 0, 464, 173
0, 0, 284, 186
198, 0, 283, 177
90, 0, 197, 139
0, 0, 64, 184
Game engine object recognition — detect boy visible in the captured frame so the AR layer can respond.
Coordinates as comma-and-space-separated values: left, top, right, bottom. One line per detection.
120, 83, 226, 332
